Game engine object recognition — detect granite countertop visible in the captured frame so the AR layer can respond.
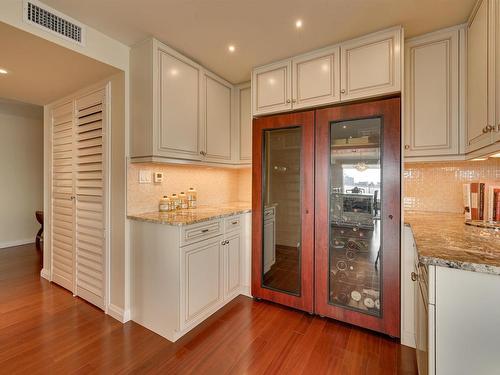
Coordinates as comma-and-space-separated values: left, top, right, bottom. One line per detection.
405, 211, 500, 275
127, 202, 251, 226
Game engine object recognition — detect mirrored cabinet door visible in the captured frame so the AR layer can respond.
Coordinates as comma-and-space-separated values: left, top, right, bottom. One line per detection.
252, 111, 315, 313
315, 98, 401, 337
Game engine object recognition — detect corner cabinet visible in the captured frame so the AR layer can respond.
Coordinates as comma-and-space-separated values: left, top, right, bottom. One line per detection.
404, 26, 464, 160
130, 38, 250, 165
252, 27, 402, 116
466, 0, 500, 155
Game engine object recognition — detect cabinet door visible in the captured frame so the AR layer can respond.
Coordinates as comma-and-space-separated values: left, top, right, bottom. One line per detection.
180, 236, 223, 329
204, 73, 232, 162
416, 280, 429, 375
292, 46, 341, 109
225, 232, 242, 299
340, 28, 401, 101
50, 101, 75, 293
405, 29, 460, 157
238, 83, 252, 162
263, 217, 276, 273
467, 0, 493, 152
158, 49, 202, 160
252, 60, 292, 116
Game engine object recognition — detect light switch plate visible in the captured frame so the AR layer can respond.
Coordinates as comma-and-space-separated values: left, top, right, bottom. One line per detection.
153, 171, 164, 183
139, 170, 152, 184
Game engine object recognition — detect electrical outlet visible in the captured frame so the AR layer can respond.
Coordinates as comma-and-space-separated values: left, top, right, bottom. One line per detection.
153, 172, 164, 183
139, 170, 152, 184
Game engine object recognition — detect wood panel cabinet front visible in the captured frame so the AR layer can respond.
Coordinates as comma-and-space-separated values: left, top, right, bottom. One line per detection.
158, 49, 202, 160
292, 46, 341, 109
252, 60, 292, 116
204, 73, 232, 162
224, 232, 242, 299
340, 28, 401, 102
404, 28, 460, 157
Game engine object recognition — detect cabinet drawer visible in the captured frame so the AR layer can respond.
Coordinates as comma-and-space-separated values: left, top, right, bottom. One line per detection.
181, 220, 222, 246
224, 215, 241, 233
264, 206, 275, 221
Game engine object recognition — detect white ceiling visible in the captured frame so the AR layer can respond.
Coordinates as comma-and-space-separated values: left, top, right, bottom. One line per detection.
42, 0, 476, 84
0, 22, 119, 106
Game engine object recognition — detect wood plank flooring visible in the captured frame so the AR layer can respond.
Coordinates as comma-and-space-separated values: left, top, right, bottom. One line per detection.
0, 244, 417, 374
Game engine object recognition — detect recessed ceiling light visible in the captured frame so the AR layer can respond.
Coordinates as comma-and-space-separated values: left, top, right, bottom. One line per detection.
0, 68, 8, 75
228, 45, 236, 53
295, 19, 303, 28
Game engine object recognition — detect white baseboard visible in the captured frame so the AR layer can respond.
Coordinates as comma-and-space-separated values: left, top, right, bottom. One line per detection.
401, 331, 416, 349
240, 286, 252, 298
40, 268, 50, 281
107, 303, 131, 323
0, 238, 34, 249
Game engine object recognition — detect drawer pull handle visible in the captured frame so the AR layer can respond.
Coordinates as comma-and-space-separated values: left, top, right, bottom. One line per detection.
201, 229, 209, 233
411, 272, 418, 282
231, 221, 238, 225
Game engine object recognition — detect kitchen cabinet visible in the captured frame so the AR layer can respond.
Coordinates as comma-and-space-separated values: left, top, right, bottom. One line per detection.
466, 0, 499, 154
252, 60, 292, 115
130, 38, 237, 165
235, 82, 252, 163
252, 27, 402, 117
291, 46, 341, 109
404, 27, 463, 159
409, 227, 500, 375
340, 27, 401, 102
131, 212, 251, 342
204, 72, 233, 162
180, 235, 224, 330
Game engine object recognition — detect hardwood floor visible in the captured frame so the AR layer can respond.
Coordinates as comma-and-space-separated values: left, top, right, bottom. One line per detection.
0, 244, 417, 374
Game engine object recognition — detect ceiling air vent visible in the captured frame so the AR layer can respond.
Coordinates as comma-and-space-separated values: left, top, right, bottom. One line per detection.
23, 0, 86, 45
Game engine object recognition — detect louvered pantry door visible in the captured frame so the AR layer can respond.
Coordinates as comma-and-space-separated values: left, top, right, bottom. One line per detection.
75, 89, 107, 309
51, 101, 76, 292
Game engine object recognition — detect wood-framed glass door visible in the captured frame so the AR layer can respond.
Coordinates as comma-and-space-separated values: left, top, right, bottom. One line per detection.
252, 111, 315, 313
315, 98, 401, 336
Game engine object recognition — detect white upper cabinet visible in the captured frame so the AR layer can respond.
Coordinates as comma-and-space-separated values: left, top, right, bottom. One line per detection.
252, 60, 292, 115
404, 27, 462, 159
467, 0, 493, 152
292, 46, 341, 109
236, 82, 252, 163
252, 27, 402, 116
203, 72, 233, 162
340, 27, 401, 101
130, 38, 240, 165
158, 48, 203, 160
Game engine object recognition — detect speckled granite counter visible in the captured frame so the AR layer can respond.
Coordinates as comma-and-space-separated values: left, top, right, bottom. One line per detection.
405, 211, 500, 275
127, 202, 251, 226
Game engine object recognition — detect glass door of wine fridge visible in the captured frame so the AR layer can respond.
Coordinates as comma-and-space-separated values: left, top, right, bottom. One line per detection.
314, 98, 401, 336
252, 111, 315, 313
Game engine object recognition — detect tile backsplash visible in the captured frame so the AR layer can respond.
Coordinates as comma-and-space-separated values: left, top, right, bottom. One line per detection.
404, 159, 500, 213
127, 163, 251, 214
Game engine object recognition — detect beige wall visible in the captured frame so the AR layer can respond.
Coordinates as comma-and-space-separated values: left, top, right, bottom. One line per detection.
127, 163, 251, 214
404, 159, 500, 213
0, 99, 43, 247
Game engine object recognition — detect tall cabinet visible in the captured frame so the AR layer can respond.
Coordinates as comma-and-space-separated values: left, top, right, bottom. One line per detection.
50, 86, 109, 310
252, 99, 401, 336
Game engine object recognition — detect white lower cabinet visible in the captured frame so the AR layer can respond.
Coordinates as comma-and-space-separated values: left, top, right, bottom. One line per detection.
131, 213, 251, 342
409, 227, 500, 375
180, 236, 224, 330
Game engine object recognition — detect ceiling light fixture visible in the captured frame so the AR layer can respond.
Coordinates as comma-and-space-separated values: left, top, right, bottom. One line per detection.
490, 152, 500, 158
295, 19, 303, 29
228, 45, 236, 53
0, 68, 8, 75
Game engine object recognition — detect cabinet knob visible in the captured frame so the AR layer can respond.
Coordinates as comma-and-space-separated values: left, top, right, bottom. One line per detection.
411, 272, 418, 282
485, 125, 494, 132
482, 126, 489, 134
199, 150, 206, 156
404, 145, 410, 150
286, 99, 291, 104
340, 89, 346, 94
